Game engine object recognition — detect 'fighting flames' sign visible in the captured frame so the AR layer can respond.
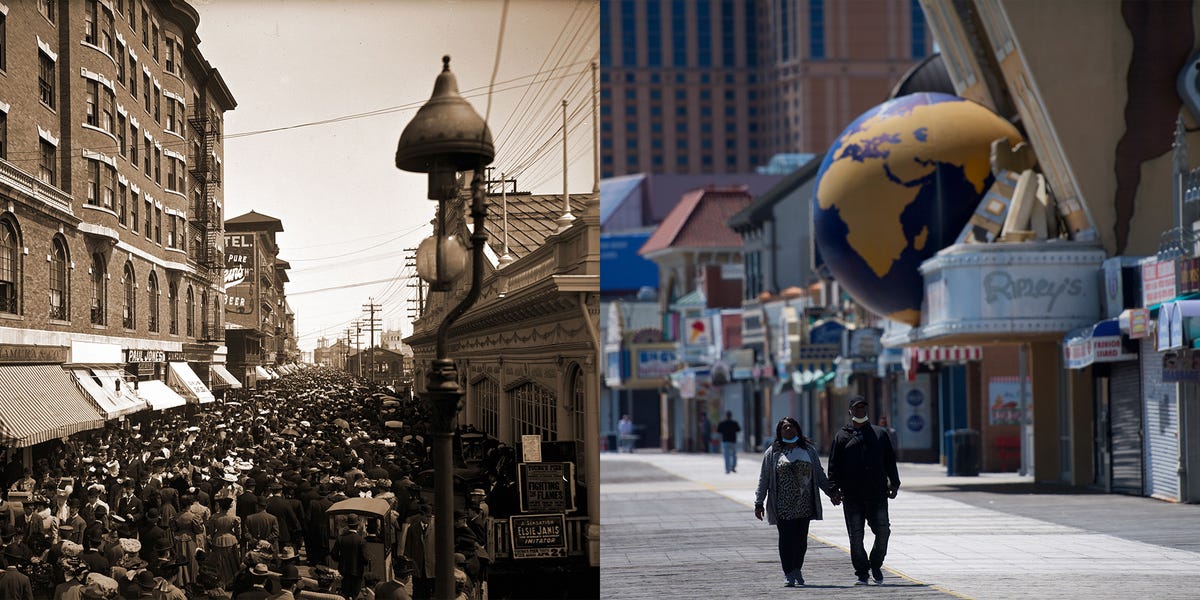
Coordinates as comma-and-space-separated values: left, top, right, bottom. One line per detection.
517, 462, 576, 514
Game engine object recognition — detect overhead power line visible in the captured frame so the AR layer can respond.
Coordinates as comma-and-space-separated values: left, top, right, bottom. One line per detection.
289, 277, 397, 296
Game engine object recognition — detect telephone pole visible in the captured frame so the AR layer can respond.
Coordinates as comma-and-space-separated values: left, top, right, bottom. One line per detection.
363, 298, 382, 382
405, 248, 424, 322
353, 320, 363, 377
343, 328, 353, 372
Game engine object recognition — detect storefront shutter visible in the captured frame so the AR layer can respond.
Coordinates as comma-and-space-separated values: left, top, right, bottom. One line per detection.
1140, 338, 1180, 501
1109, 361, 1142, 496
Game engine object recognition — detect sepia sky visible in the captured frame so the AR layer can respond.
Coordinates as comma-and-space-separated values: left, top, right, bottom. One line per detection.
192, 0, 598, 352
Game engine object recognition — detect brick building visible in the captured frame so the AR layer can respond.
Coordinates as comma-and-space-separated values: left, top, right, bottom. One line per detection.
0, 0, 236, 460
223, 210, 297, 387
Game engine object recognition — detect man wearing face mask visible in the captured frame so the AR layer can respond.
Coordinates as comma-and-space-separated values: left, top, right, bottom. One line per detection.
827, 395, 900, 586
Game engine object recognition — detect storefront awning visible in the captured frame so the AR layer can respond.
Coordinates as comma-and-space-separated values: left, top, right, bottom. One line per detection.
137, 380, 188, 411
167, 362, 215, 404
1063, 319, 1137, 369
906, 346, 983, 363
255, 365, 273, 380
0, 365, 105, 447
210, 364, 243, 389
70, 369, 146, 419
91, 369, 149, 417
1156, 300, 1200, 351
902, 345, 983, 381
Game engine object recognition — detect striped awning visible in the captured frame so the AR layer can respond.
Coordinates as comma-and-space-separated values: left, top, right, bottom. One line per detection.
210, 364, 243, 390
0, 365, 106, 447
91, 369, 149, 417
167, 362, 215, 404
137, 380, 188, 411
905, 345, 983, 364
902, 346, 983, 381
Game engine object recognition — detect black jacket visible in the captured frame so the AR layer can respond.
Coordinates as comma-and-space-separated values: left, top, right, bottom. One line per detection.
827, 423, 900, 501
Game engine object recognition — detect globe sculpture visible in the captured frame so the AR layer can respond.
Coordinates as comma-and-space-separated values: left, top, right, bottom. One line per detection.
812, 92, 1023, 326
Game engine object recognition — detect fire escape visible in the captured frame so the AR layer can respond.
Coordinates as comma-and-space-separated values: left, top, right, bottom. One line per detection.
189, 106, 224, 343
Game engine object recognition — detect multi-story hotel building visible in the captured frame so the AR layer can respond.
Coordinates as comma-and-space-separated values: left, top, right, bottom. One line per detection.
0, 0, 235, 456
600, 0, 934, 176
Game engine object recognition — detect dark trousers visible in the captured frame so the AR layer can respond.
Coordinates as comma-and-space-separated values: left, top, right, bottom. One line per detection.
842, 498, 891, 578
340, 574, 364, 598
775, 518, 811, 576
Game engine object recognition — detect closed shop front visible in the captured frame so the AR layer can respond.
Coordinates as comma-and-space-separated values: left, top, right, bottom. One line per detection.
1107, 361, 1143, 495
1141, 338, 1180, 501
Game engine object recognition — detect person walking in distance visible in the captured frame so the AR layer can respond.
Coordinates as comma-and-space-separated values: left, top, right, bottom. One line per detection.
716, 412, 741, 473
754, 417, 839, 588
827, 395, 901, 586
618, 415, 635, 453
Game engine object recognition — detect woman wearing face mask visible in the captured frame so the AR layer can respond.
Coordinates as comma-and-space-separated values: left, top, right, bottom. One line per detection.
754, 416, 840, 587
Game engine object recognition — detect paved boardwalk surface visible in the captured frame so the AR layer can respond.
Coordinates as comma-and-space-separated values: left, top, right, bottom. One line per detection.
600, 451, 1200, 599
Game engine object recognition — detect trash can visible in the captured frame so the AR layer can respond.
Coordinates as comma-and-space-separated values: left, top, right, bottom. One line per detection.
946, 429, 980, 476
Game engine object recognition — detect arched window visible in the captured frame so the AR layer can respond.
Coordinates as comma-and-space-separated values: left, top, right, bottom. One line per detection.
200, 290, 209, 339
0, 219, 20, 314
147, 271, 159, 332
510, 379, 557, 441
49, 237, 69, 320
185, 285, 194, 337
472, 375, 499, 438
122, 262, 135, 329
168, 280, 178, 334
90, 253, 106, 325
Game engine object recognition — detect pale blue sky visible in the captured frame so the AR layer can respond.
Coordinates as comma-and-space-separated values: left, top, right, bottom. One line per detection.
193, 0, 598, 351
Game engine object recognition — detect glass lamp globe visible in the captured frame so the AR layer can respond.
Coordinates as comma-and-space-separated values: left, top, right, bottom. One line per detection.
416, 234, 469, 289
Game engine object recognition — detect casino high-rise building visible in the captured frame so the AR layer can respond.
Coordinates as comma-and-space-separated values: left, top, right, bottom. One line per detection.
600, 0, 934, 177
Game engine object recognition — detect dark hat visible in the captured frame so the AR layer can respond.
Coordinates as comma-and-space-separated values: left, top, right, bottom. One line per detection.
848, 395, 868, 408
393, 556, 415, 577
133, 570, 158, 591
279, 564, 301, 583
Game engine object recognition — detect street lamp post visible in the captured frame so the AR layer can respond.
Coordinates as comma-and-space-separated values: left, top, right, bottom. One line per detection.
395, 55, 494, 600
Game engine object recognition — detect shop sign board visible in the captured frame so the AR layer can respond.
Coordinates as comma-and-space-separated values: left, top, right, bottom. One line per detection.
0, 345, 68, 364
517, 462, 576, 513
225, 234, 256, 315
509, 513, 567, 559
1142, 259, 1176, 307
1162, 351, 1200, 383
988, 376, 1032, 426
125, 349, 166, 363
920, 244, 1105, 337
1179, 257, 1200, 296
895, 374, 932, 449
1120, 308, 1150, 339
635, 348, 676, 380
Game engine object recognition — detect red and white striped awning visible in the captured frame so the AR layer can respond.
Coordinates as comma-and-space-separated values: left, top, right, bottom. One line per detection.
908, 346, 983, 363
902, 346, 983, 381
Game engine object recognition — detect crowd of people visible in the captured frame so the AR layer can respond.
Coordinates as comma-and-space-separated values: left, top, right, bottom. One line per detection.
0, 367, 518, 599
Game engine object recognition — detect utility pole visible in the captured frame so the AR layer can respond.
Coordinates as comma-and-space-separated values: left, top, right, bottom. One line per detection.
343, 328, 353, 372
363, 298, 382, 382
405, 248, 424, 321
353, 320, 362, 378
